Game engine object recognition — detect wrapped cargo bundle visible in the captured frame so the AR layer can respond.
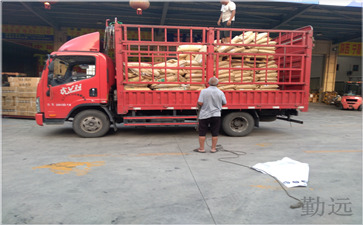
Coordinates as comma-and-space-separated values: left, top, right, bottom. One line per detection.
177, 45, 206, 65
123, 31, 279, 91
213, 31, 279, 90
150, 83, 190, 90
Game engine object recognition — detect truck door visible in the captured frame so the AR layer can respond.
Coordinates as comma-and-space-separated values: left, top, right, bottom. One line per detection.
44, 55, 99, 119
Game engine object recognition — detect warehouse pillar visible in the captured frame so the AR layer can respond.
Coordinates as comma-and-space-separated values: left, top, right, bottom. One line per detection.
53, 28, 68, 51
321, 45, 338, 92
312, 40, 339, 101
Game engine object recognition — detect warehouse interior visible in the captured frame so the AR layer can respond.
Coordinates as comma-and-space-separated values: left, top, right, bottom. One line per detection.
2, 1, 362, 103
2, 2, 362, 224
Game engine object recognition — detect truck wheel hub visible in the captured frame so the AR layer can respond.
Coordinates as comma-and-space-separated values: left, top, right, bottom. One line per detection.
81, 116, 102, 133
231, 117, 247, 132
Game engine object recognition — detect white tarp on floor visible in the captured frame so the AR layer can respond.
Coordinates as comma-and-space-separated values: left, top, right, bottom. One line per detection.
252, 157, 309, 188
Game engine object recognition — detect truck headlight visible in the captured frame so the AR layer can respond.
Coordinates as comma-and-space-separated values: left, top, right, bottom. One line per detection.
36, 97, 41, 113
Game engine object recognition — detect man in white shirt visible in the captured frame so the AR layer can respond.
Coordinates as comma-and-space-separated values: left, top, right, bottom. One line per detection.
195, 77, 227, 153
217, 0, 236, 43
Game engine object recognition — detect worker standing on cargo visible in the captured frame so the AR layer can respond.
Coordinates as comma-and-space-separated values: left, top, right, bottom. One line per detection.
217, 0, 236, 43
195, 77, 227, 153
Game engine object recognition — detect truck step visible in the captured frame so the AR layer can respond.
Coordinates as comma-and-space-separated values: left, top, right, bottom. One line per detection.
123, 122, 197, 126
124, 116, 197, 120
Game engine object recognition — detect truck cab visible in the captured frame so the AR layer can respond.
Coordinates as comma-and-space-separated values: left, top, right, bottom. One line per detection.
36, 32, 116, 137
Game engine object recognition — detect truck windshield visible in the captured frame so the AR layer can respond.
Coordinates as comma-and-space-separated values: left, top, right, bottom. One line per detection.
48, 56, 96, 86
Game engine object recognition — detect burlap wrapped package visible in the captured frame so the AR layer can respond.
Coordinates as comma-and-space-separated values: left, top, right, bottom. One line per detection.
187, 78, 204, 82
245, 55, 274, 60
256, 39, 277, 45
228, 47, 245, 53
177, 45, 203, 52
243, 48, 259, 54
231, 35, 243, 44
181, 60, 202, 66
184, 69, 203, 75
256, 73, 278, 78
124, 86, 151, 91
257, 64, 278, 69
189, 85, 206, 91
235, 84, 258, 90
150, 83, 182, 89
215, 60, 230, 67
234, 76, 254, 82
185, 72, 203, 79
194, 45, 207, 64
156, 61, 188, 76
257, 61, 277, 67
155, 75, 187, 82
257, 70, 278, 74
216, 73, 233, 79
127, 76, 151, 82
242, 32, 256, 45
256, 46, 276, 51
229, 31, 255, 45
216, 69, 234, 76
258, 77, 278, 82
156, 87, 190, 91
126, 62, 160, 77
258, 84, 279, 90
232, 70, 253, 76
218, 77, 235, 83
253, 32, 268, 43
218, 84, 236, 90
216, 45, 234, 53
258, 49, 276, 54
124, 72, 138, 79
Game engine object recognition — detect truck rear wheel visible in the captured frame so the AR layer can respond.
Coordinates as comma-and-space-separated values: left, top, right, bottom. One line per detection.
222, 112, 255, 137
73, 110, 110, 138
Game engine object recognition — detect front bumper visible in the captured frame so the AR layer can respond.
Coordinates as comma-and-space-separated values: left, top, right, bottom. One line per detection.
35, 113, 44, 126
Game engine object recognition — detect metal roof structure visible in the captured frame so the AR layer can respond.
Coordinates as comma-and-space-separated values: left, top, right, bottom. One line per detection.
2, 1, 362, 44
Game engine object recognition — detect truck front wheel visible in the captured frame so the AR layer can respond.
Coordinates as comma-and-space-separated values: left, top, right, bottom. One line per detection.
73, 110, 110, 138
222, 112, 255, 137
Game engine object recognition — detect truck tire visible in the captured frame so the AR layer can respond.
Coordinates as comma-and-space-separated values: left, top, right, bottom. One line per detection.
358, 105, 362, 111
222, 112, 255, 137
73, 110, 110, 138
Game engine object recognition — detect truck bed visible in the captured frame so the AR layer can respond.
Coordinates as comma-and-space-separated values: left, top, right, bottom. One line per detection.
112, 24, 313, 114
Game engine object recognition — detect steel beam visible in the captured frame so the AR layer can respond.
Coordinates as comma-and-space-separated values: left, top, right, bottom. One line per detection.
271, 4, 315, 29
160, 2, 169, 25
20, 2, 59, 29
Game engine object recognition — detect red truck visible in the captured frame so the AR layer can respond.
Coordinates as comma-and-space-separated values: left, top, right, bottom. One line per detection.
35, 19, 313, 137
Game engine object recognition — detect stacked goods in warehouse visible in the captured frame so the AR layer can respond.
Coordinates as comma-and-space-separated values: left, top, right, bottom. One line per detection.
2, 77, 40, 117
323, 91, 337, 104
309, 92, 319, 103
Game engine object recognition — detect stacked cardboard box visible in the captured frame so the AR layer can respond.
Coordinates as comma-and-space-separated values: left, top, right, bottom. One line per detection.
309, 92, 319, 103
2, 77, 40, 117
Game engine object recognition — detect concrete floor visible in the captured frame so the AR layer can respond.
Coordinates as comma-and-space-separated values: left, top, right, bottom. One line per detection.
2, 103, 362, 224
